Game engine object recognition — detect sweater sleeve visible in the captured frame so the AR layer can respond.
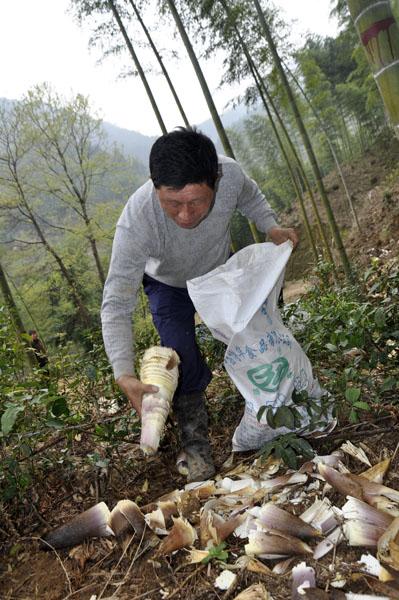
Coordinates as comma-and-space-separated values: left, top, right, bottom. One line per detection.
235, 164, 278, 233
101, 204, 150, 380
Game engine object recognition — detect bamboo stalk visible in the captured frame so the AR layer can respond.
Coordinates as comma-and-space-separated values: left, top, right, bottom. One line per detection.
0, 261, 36, 368
255, 74, 336, 269
127, 0, 190, 128
284, 61, 361, 231
107, 0, 167, 134
347, 0, 399, 137
254, 0, 354, 281
217, 0, 318, 260
166, 0, 260, 244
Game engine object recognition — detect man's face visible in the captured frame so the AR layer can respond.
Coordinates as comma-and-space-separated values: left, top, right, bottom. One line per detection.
157, 183, 215, 229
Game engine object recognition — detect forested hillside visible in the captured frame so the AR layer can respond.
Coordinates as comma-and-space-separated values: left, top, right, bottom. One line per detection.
0, 86, 147, 340
1, 1, 399, 599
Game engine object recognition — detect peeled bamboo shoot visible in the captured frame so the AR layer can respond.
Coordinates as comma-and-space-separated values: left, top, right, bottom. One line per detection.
140, 346, 180, 455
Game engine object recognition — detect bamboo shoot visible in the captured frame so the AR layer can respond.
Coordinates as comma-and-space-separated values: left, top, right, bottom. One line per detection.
140, 346, 180, 455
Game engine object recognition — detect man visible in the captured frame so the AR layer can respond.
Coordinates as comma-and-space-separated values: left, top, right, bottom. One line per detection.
101, 127, 298, 482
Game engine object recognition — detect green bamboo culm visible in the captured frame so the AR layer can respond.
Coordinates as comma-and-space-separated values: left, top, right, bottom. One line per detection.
347, 0, 399, 138
166, 0, 261, 245
254, 0, 354, 282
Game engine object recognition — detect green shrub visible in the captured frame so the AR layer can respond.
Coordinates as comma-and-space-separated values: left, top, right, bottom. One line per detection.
283, 256, 399, 422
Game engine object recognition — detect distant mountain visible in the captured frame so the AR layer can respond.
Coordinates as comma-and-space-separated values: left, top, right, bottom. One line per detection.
102, 122, 156, 165
0, 98, 17, 110
194, 103, 254, 140
1, 97, 258, 167
103, 102, 259, 164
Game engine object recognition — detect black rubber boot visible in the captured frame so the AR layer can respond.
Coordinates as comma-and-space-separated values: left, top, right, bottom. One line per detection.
173, 392, 215, 482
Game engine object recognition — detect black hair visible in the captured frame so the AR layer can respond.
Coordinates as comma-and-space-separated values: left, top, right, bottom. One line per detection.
149, 126, 219, 190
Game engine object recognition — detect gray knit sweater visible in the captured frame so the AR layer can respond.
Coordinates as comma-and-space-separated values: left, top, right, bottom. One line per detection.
101, 156, 277, 380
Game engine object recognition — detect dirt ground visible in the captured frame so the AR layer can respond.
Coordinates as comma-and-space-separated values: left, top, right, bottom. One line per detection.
282, 132, 399, 283
283, 279, 313, 303
2, 404, 399, 600
1, 134, 399, 600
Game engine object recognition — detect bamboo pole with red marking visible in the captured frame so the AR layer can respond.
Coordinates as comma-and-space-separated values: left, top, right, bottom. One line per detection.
347, 0, 399, 137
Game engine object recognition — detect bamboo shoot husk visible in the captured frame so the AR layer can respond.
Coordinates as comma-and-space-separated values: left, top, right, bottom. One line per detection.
245, 530, 312, 558
258, 503, 321, 539
292, 562, 316, 600
233, 583, 270, 600
109, 499, 145, 544
43, 502, 113, 549
157, 516, 197, 555
361, 459, 391, 484
377, 516, 399, 569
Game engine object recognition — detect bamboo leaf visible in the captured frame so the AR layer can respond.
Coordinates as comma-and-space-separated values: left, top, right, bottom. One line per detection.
1, 405, 24, 435
345, 387, 361, 403
353, 401, 371, 411
326, 343, 337, 352
381, 377, 397, 392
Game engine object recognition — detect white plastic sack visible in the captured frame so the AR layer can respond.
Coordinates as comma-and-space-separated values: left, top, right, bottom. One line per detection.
187, 242, 332, 452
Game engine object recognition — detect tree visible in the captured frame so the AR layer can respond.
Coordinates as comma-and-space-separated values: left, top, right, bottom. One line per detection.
176, 0, 336, 263
0, 91, 146, 339
20, 86, 111, 286
0, 261, 36, 368
127, 0, 190, 128
288, 54, 360, 229
70, 0, 167, 134
330, 0, 352, 27
0, 99, 92, 327
165, 0, 259, 245
215, 0, 318, 260
107, 0, 167, 133
301, 32, 357, 88
253, 0, 353, 281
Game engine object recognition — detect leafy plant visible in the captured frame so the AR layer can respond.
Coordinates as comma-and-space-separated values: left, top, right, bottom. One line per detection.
345, 386, 370, 423
196, 323, 226, 371
282, 255, 399, 421
201, 542, 229, 564
258, 432, 315, 469
257, 390, 332, 434
0, 457, 32, 502
0, 319, 137, 501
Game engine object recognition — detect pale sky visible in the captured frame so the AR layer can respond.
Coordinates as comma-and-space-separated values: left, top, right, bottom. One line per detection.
1, 0, 339, 135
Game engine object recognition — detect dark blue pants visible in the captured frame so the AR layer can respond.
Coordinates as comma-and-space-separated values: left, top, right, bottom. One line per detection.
143, 274, 212, 395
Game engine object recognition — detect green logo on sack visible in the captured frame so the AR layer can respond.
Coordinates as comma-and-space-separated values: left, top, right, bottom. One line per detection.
247, 357, 289, 392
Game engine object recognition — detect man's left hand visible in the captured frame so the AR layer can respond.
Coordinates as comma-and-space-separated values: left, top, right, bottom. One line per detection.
267, 226, 299, 249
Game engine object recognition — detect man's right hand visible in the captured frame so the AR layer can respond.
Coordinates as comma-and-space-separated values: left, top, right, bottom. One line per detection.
116, 374, 159, 417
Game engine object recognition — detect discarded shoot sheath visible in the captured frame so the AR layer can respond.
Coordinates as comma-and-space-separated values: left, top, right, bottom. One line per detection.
42, 502, 113, 549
